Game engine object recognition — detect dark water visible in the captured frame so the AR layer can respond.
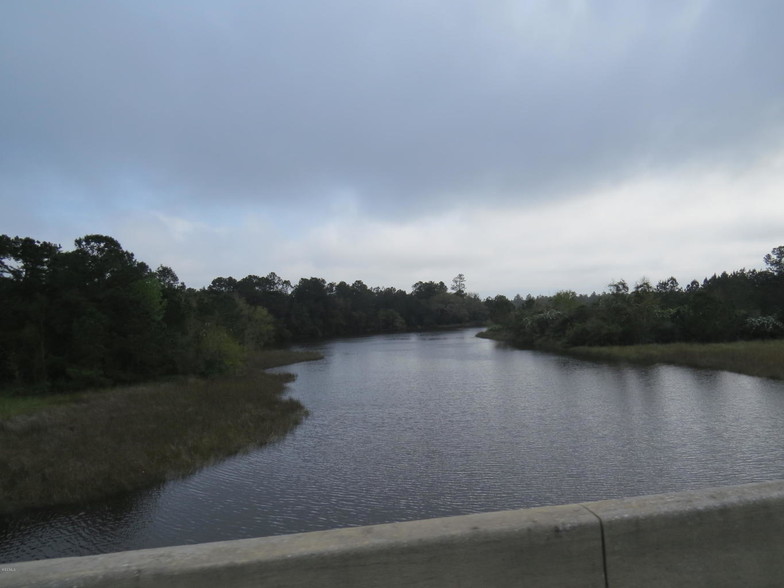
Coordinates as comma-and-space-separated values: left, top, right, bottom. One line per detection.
3, 328, 784, 563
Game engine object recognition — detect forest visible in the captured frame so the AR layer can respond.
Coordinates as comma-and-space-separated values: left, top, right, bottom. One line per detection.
0, 234, 486, 393
487, 246, 784, 350
2, 233, 782, 394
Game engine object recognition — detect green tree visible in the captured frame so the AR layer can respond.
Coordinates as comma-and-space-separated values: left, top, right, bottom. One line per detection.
763, 246, 784, 275
551, 290, 580, 313
288, 277, 331, 338
49, 235, 167, 386
450, 274, 466, 296
196, 324, 246, 376
0, 236, 62, 388
411, 280, 448, 299
485, 294, 515, 324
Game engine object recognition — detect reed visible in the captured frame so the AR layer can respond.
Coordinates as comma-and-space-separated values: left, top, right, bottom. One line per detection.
0, 350, 322, 513
0, 392, 86, 420
569, 340, 784, 380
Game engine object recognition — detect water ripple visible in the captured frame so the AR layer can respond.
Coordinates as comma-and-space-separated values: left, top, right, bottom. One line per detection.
3, 329, 784, 562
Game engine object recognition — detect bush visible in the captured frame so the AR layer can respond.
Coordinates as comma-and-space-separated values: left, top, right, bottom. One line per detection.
197, 325, 246, 376
742, 316, 784, 339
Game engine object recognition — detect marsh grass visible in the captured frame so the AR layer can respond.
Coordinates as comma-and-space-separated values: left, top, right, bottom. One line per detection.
0, 349, 322, 513
476, 327, 512, 342
569, 340, 784, 380
0, 392, 87, 420
244, 349, 323, 371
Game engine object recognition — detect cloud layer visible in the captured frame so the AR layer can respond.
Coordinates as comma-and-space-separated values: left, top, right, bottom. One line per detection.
2, 1, 783, 296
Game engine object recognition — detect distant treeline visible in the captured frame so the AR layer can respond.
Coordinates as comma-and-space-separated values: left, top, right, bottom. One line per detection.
487, 246, 784, 350
0, 234, 487, 393
3, 233, 783, 394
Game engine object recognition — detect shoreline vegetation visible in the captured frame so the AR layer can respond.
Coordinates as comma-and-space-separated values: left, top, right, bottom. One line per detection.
478, 328, 784, 380
3, 329, 783, 515
0, 349, 322, 514
1, 234, 490, 396
3, 234, 784, 512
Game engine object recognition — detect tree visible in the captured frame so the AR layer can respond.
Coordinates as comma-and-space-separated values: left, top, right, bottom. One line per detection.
377, 308, 406, 331
0, 235, 61, 283
155, 265, 182, 289
208, 276, 238, 293
551, 290, 580, 313
236, 273, 292, 323
0, 236, 62, 387
69, 236, 166, 383
287, 277, 331, 338
608, 279, 629, 295
430, 292, 469, 324
763, 246, 784, 275
2, 234, 170, 388
450, 274, 466, 296
485, 294, 515, 324
411, 280, 448, 299
656, 277, 681, 294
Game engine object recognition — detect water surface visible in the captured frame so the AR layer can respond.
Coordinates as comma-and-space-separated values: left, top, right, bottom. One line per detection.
3, 328, 784, 562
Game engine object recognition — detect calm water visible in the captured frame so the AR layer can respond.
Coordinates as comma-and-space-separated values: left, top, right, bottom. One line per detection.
3, 328, 784, 562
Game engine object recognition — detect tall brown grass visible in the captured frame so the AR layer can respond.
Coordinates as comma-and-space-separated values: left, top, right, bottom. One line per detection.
0, 350, 322, 513
569, 340, 784, 380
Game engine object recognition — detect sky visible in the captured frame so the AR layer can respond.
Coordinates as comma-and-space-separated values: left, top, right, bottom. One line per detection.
2, 1, 783, 299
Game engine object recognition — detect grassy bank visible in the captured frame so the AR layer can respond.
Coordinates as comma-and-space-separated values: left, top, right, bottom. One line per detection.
568, 340, 784, 380
475, 326, 512, 342
0, 349, 322, 514
0, 392, 87, 421
477, 329, 784, 380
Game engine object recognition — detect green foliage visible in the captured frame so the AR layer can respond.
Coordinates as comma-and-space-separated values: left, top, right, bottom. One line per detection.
551, 290, 580, 313
450, 273, 466, 296
131, 276, 165, 323
240, 305, 276, 350
2, 233, 491, 394
742, 316, 784, 339
377, 308, 406, 331
4, 230, 783, 396
411, 280, 448, 299
2, 234, 190, 391
0, 390, 85, 420
501, 247, 784, 350
196, 324, 246, 376
763, 246, 784, 275
485, 294, 515, 324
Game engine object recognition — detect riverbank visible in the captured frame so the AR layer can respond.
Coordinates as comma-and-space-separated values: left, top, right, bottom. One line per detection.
478, 329, 784, 380
475, 326, 513, 342
568, 340, 784, 380
0, 350, 322, 514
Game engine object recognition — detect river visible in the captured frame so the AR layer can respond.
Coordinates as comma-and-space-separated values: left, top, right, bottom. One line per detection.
3, 328, 784, 562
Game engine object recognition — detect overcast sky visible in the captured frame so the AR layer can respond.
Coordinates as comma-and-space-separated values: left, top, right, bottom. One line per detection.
2, 1, 783, 298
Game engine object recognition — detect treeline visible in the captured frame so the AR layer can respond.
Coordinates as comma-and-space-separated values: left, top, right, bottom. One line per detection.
0, 234, 487, 393
489, 246, 784, 349
4, 233, 782, 393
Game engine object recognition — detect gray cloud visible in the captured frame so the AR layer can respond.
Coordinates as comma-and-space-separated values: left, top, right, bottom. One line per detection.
2, 0, 784, 221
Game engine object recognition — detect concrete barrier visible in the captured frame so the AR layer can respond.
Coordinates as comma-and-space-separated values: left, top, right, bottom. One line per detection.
586, 480, 784, 587
2, 480, 784, 587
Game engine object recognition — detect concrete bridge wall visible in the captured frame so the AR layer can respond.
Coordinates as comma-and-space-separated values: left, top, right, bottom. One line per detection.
2, 480, 784, 587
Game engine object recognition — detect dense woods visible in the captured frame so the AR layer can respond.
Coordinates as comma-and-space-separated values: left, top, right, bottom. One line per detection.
489, 246, 784, 350
0, 234, 486, 393
2, 233, 782, 395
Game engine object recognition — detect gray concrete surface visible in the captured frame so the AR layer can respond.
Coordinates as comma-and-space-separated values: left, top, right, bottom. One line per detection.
2, 480, 784, 587
0, 503, 604, 587
587, 480, 784, 587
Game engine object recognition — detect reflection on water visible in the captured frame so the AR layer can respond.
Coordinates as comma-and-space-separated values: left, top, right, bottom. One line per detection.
3, 328, 784, 562
0, 486, 163, 562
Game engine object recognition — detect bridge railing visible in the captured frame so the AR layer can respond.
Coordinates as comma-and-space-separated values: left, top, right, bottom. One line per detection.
2, 480, 784, 587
